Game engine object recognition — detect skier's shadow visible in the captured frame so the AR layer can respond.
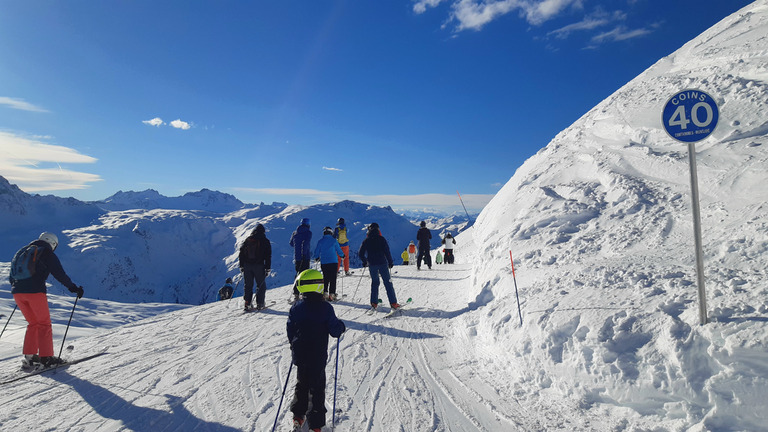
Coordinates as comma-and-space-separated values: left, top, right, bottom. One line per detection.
344, 319, 442, 340
50, 372, 240, 431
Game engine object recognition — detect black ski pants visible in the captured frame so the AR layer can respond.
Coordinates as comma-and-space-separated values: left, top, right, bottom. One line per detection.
445, 249, 454, 264
417, 245, 432, 269
290, 364, 327, 429
242, 263, 267, 307
292, 259, 310, 296
320, 263, 338, 295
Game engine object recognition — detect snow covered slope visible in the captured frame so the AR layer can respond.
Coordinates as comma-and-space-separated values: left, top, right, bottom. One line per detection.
468, 1, 768, 430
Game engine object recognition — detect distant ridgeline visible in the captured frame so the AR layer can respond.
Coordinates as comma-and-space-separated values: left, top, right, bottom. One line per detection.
0, 177, 468, 305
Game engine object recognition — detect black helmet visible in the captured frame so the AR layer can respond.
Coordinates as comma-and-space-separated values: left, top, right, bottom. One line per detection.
253, 224, 265, 235
420, 221, 426, 228
368, 222, 379, 233
226, 277, 233, 284
323, 226, 333, 235
337, 217, 345, 225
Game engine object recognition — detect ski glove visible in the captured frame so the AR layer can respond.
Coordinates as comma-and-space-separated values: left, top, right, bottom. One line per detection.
69, 285, 84, 299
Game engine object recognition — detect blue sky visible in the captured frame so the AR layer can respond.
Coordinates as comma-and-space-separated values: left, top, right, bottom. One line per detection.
0, 0, 752, 213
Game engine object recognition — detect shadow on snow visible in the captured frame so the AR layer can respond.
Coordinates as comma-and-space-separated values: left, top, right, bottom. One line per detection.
51, 372, 240, 431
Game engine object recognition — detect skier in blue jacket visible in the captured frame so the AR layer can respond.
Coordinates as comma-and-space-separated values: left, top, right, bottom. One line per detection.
358, 222, 400, 310
287, 269, 346, 432
313, 227, 345, 301
289, 218, 312, 300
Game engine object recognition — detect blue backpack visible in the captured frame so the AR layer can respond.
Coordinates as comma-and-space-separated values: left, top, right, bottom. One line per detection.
10, 244, 42, 281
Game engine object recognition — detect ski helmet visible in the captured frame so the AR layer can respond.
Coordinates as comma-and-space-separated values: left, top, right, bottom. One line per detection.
337, 217, 345, 225
301, 218, 310, 226
39, 232, 59, 251
296, 269, 324, 294
323, 226, 333, 235
420, 221, 426, 228
226, 277, 233, 284
368, 222, 380, 233
253, 223, 265, 235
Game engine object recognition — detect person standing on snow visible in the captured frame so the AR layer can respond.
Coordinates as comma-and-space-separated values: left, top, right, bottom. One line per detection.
289, 218, 312, 301
435, 249, 443, 265
9, 232, 84, 368
442, 232, 457, 264
358, 223, 400, 310
416, 221, 432, 270
407, 240, 416, 265
313, 227, 345, 301
333, 218, 351, 275
287, 269, 346, 432
218, 277, 234, 300
239, 224, 272, 310
401, 248, 409, 266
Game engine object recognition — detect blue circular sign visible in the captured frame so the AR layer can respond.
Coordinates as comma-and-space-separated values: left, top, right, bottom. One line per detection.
662, 89, 719, 143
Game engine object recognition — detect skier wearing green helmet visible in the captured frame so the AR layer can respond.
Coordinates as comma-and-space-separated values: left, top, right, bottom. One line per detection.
286, 269, 346, 432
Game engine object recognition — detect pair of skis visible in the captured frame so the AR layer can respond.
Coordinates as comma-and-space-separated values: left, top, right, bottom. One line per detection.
366, 297, 413, 318
0, 351, 108, 386
244, 301, 276, 313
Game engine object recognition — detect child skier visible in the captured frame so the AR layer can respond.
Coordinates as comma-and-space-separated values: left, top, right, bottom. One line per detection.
287, 269, 346, 432
436, 249, 443, 265
218, 278, 234, 300
401, 248, 409, 265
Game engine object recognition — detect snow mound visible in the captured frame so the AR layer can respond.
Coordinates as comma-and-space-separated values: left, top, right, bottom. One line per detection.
468, 2, 768, 430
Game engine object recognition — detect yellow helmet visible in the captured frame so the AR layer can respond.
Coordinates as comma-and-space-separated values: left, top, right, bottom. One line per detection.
296, 269, 324, 294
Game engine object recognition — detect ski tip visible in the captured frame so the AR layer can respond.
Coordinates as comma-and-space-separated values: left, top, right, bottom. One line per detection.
407, 297, 412, 302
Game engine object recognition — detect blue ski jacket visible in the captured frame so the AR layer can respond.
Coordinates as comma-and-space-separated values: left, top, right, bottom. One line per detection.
314, 234, 344, 264
289, 223, 312, 262
287, 293, 345, 367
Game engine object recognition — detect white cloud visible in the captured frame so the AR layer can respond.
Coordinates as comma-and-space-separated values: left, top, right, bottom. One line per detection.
444, 0, 583, 31
170, 119, 192, 130
322, 166, 343, 172
413, 0, 446, 14
591, 25, 652, 43
0, 131, 101, 191
142, 117, 165, 127
0, 97, 49, 113
548, 10, 625, 39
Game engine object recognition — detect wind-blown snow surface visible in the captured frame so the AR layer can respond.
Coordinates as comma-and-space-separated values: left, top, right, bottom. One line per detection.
1, 2, 767, 431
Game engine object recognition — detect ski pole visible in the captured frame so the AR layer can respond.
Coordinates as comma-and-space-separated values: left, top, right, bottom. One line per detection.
58, 296, 78, 359
271, 361, 294, 432
509, 251, 523, 326
350, 266, 367, 301
228, 276, 242, 303
0, 305, 17, 342
332, 335, 341, 429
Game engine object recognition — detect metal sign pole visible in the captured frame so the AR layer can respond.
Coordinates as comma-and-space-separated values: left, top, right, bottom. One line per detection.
687, 142, 708, 325
663, 89, 718, 326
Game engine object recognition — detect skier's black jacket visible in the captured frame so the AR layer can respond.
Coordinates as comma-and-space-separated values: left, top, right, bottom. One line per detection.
287, 293, 345, 367
239, 231, 272, 269
10, 240, 77, 294
416, 227, 432, 248
358, 231, 394, 267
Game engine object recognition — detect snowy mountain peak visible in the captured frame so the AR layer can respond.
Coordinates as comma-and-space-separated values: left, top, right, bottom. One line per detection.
98, 188, 244, 213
